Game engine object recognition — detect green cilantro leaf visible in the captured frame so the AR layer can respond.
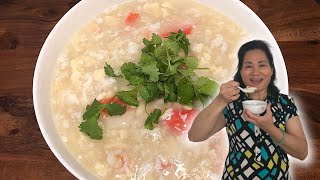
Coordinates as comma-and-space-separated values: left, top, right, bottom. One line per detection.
139, 83, 158, 103
104, 63, 119, 77
184, 56, 199, 70
143, 38, 152, 46
129, 76, 145, 85
163, 39, 180, 55
121, 62, 144, 85
162, 62, 181, 77
105, 102, 126, 116
194, 86, 210, 106
150, 33, 162, 45
164, 82, 177, 102
157, 82, 165, 95
79, 114, 103, 140
82, 99, 105, 120
177, 77, 194, 105
79, 99, 105, 140
141, 61, 160, 82
142, 34, 163, 58
166, 30, 190, 56
142, 38, 155, 53
171, 56, 183, 63
154, 46, 167, 62
178, 68, 196, 78
144, 108, 162, 130
197, 77, 219, 96
117, 89, 139, 107
140, 52, 154, 65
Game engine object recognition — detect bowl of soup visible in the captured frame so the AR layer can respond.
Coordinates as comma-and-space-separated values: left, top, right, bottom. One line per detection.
243, 100, 268, 115
33, 0, 288, 179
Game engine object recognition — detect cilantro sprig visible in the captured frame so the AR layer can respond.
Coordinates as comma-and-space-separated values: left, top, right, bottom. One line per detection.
80, 30, 219, 139
79, 99, 126, 140
144, 109, 162, 130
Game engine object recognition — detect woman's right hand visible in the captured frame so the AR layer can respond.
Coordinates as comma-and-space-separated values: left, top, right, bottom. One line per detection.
217, 80, 240, 104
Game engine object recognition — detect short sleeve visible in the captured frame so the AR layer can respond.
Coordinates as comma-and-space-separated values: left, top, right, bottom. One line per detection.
281, 95, 298, 121
222, 101, 241, 124
223, 106, 229, 121
222, 102, 234, 124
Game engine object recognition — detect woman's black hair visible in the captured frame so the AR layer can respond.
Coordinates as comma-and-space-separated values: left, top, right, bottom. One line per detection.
234, 40, 279, 100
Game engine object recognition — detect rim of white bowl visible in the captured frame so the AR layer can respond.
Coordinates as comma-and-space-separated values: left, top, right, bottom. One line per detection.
243, 100, 268, 105
33, 1, 97, 180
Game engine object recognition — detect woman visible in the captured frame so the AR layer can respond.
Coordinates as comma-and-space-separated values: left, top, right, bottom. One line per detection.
188, 40, 308, 179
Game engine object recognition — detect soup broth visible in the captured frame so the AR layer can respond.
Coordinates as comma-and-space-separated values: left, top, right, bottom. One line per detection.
51, 0, 247, 179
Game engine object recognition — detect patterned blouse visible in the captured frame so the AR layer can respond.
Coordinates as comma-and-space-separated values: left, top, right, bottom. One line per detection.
221, 93, 298, 180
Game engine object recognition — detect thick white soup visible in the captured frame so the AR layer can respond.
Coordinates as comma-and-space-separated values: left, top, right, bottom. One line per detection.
51, 0, 247, 179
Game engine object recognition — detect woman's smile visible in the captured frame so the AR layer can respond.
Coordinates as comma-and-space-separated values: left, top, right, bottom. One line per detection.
250, 77, 263, 85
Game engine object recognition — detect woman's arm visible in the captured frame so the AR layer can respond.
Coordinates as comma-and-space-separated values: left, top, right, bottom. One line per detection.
265, 116, 308, 160
188, 80, 240, 142
188, 95, 227, 142
244, 106, 308, 160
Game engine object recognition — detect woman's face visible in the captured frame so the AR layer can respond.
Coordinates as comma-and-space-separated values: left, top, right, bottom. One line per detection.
240, 49, 273, 93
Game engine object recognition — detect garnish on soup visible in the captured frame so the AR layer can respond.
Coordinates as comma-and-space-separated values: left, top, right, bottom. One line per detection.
79, 99, 126, 139
79, 31, 218, 139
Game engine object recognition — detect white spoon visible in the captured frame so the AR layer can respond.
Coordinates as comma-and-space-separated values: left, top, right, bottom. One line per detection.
238, 86, 257, 93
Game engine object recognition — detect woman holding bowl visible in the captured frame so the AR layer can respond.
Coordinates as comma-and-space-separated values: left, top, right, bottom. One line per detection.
188, 40, 308, 179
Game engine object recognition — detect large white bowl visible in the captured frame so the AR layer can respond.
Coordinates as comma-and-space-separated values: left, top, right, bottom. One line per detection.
33, 0, 288, 179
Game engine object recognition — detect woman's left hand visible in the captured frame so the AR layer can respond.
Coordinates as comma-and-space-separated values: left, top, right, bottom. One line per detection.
243, 103, 275, 132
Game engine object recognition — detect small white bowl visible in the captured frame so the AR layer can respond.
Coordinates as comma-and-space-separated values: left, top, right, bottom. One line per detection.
242, 100, 267, 115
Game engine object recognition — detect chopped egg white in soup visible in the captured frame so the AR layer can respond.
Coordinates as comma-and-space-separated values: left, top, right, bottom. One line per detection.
51, 0, 247, 179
